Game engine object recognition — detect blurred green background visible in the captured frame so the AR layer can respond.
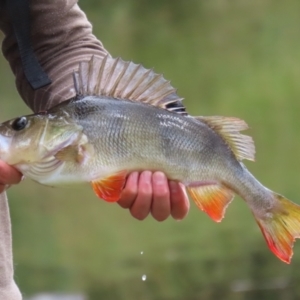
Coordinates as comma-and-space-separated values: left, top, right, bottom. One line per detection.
1, 0, 300, 299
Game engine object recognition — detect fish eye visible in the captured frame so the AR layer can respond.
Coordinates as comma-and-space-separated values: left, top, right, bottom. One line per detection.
11, 116, 28, 131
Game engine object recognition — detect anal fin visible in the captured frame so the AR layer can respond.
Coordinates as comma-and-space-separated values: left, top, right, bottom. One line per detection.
91, 171, 127, 202
187, 183, 234, 222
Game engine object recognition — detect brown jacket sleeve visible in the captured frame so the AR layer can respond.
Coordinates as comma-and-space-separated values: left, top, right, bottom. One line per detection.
0, 0, 109, 113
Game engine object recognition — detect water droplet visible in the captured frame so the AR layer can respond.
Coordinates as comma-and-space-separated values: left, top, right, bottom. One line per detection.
142, 274, 147, 281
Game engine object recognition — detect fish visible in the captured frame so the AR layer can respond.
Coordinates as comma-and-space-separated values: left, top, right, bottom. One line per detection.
0, 55, 299, 264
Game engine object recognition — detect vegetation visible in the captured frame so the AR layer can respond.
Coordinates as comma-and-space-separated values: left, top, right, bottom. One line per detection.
1, 0, 300, 299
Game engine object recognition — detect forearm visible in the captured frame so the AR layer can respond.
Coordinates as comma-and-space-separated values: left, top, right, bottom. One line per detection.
0, 193, 22, 300
0, 0, 108, 113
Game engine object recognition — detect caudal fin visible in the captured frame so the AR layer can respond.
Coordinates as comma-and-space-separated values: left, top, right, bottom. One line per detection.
255, 192, 300, 263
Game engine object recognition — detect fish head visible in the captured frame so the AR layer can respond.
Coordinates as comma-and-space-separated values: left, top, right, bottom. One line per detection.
0, 111, 83, 166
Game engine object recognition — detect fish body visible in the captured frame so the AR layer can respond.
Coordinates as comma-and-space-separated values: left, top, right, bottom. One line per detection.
41, 96, 239, 183
0, 56, 299, 264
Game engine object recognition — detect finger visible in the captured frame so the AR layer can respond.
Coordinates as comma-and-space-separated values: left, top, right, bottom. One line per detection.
169, 181, 190, 220
130, 171, 152, 220
151, 171, 170, 221
118, 172, 139, 208
0, 161, 22, 185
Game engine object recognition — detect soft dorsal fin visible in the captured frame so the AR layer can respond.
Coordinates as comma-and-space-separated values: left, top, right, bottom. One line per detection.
197, 116, 255, 161
73, 55, 187, 115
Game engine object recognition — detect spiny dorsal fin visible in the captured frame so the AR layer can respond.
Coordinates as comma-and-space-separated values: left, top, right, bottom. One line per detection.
73, 55, 187, 115
197, 116, 255, 161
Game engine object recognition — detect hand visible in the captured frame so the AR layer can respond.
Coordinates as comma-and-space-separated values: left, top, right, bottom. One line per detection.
0, 161, 23, 193
118, 171, 189, 221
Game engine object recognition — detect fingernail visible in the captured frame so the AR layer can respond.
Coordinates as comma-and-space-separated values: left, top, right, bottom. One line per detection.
142, 171, 152, 180
154, 172, 165, 184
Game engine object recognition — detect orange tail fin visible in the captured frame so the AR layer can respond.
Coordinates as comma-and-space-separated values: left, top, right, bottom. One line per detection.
255, 192, 300, 264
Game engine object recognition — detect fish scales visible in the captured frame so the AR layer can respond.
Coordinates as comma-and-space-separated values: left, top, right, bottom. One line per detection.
60, 96, 235, 184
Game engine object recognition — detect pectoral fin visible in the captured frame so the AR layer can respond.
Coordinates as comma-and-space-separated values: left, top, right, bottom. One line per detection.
55, 143, 94, 164
91, 171, 127, 202
187, 183, 234, 222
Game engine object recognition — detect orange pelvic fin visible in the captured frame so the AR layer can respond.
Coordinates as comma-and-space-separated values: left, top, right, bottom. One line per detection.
91, 171, 127, 202
187, 183, 234, 222
255, 192, 300, 264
